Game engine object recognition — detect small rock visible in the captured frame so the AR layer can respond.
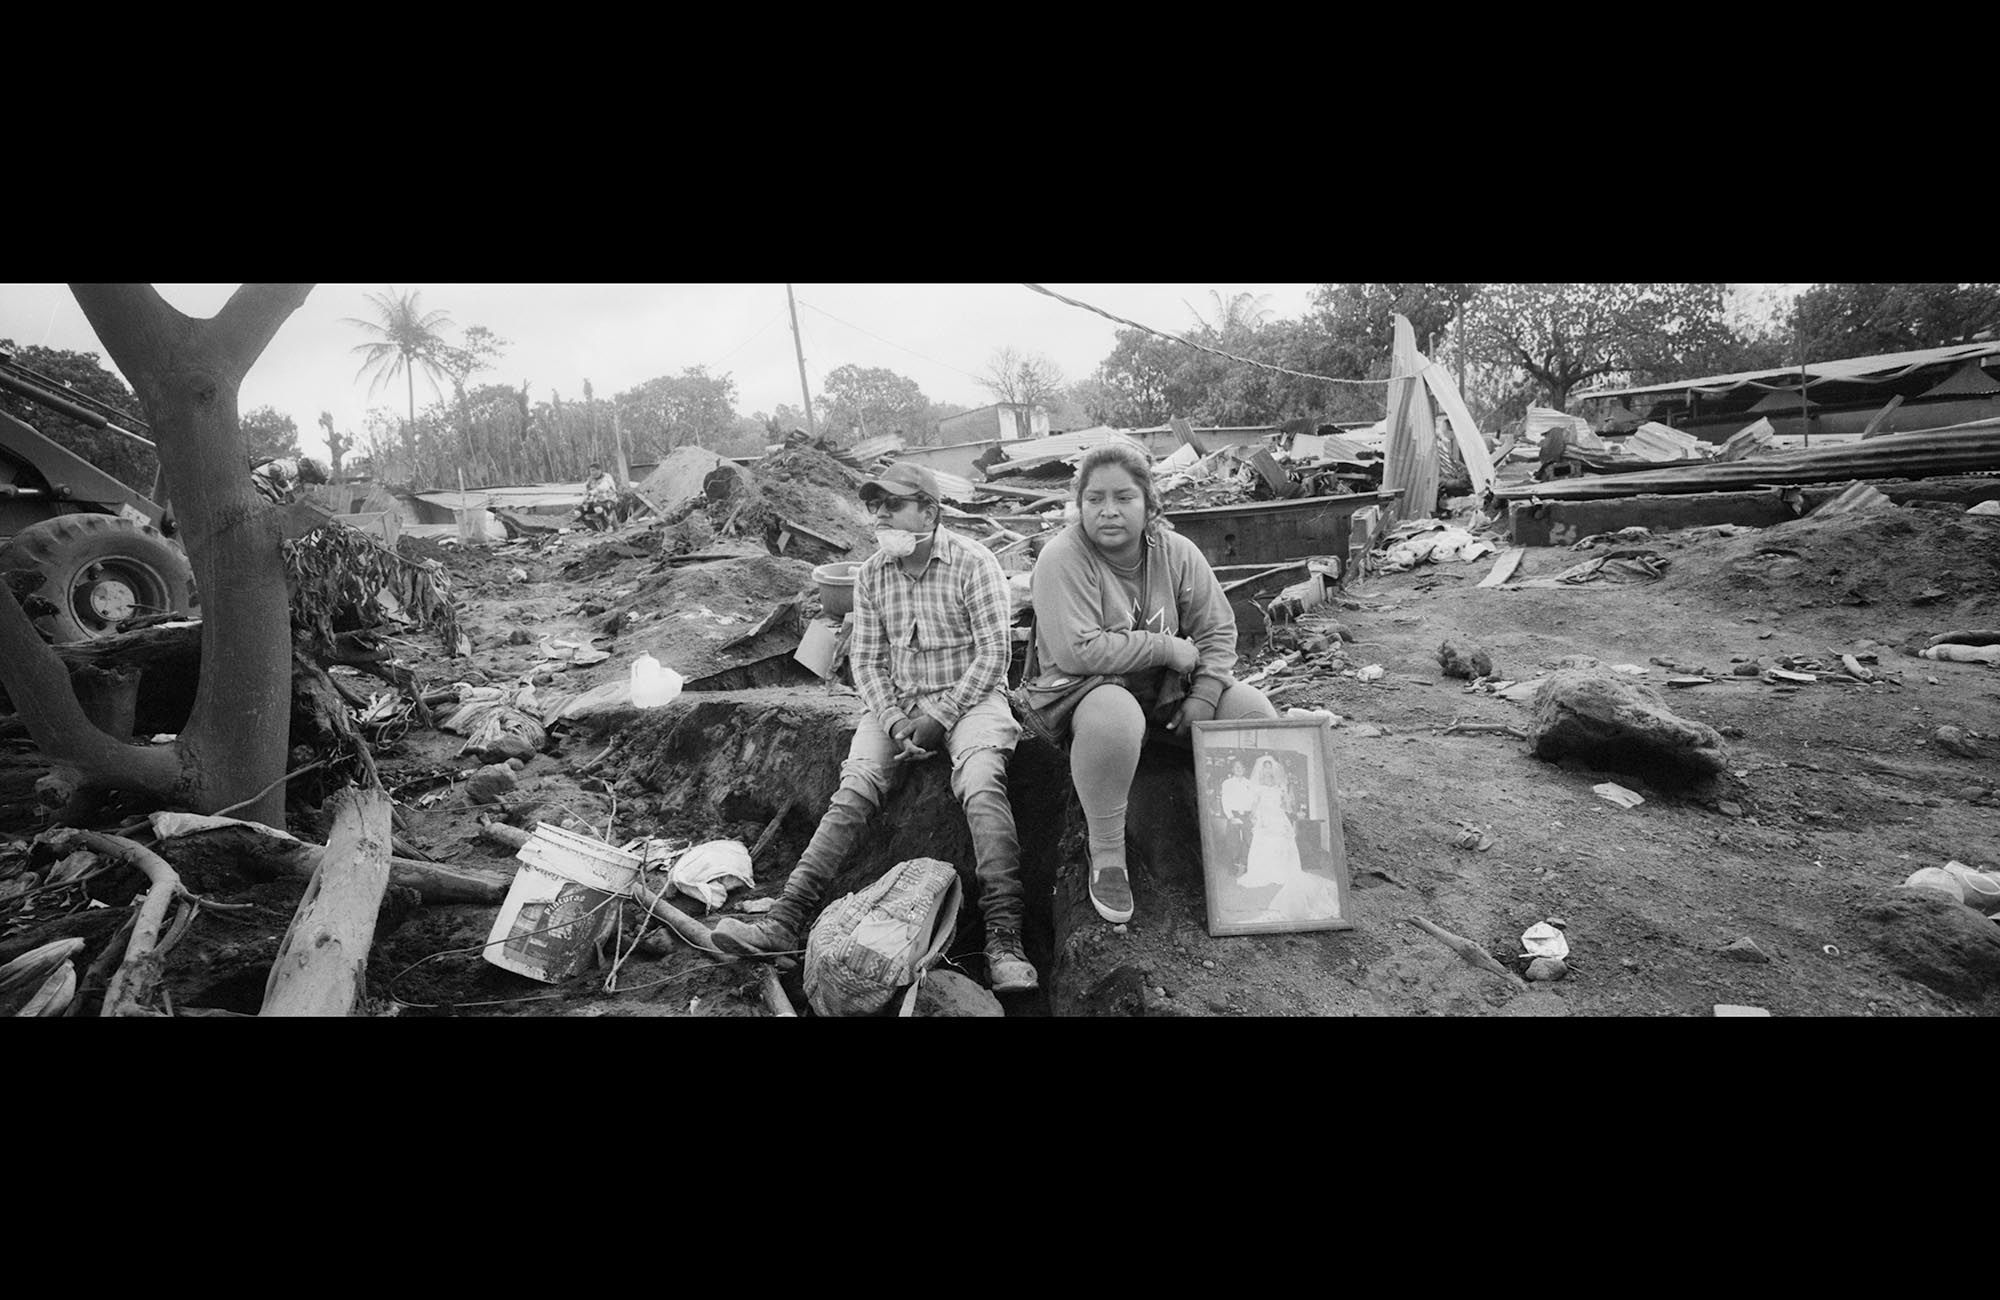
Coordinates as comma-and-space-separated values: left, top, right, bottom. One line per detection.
506, 628, 533, 645
1202, 959, 1216, 969
1718, 800, 1744, 818
1350, 724, 1384, 739
1732, 661, 1762, 677
1713, 1004, 1771, 1017
1758, 631, 1774, 640
1526, 957, 1568, 981
466, 763, 519, 805
1438, 640, 1494, 680
1112, 924, 1128, 935
1721, 936, 1770, 963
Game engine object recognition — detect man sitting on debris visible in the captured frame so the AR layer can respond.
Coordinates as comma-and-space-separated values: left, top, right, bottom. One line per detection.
580, 462, 620, 531
710, 462, 1038, 994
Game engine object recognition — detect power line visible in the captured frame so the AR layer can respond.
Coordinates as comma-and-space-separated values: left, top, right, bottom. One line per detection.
709, 304, 788, 367
1020, 283, 1393, 386
796, 299, 988, 386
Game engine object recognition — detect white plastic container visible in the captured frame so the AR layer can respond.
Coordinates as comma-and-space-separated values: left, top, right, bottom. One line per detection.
485, 824, 644, 983
630, 653, 683, 708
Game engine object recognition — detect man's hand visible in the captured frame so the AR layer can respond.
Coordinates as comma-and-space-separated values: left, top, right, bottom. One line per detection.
1168, 694, 1218, 732
889, 718, 930, 763
909, 715, 948, 754
1164, 637, 1200, 674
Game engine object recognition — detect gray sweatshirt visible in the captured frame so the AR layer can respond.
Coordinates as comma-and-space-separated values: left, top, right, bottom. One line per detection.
1028, 523, 1238, 708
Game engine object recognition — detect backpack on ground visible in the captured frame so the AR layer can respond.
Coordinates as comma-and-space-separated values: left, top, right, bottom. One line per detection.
803, 857, 962, 1017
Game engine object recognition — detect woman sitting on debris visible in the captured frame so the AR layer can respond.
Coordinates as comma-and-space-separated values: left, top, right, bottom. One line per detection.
1025, 441, 1277, 927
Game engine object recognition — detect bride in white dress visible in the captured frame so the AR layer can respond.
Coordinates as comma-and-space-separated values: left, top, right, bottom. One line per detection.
1236, 755, 1301, 887
1235, 754, 1342, 923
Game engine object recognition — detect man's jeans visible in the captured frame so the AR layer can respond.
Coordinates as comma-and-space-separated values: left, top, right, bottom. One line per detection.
779, 690, 1025, 931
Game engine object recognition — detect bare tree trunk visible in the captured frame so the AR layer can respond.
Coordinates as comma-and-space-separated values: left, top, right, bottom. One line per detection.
261, 785, 392, 1016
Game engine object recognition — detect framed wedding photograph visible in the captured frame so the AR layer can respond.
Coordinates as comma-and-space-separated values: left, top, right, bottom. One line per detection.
1191, 717, 1351, 937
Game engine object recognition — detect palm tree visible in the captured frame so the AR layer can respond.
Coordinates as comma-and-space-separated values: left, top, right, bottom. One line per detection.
1184, 289, 1275, 337
343, 288, 455, 477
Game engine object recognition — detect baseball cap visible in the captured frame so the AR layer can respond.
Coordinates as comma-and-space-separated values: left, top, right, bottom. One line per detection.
857, 461, 940, 503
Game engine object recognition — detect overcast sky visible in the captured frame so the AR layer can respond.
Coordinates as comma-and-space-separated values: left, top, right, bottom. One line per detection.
0, 283, 1332, 459
1, 283, 1808, 461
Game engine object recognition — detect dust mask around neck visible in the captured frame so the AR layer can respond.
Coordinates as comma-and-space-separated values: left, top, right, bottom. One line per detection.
875, 528, 922, 559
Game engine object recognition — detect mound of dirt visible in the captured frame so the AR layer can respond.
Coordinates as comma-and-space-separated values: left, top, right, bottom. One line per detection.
755, 446, 864, 496
1659, 508, 2000, 617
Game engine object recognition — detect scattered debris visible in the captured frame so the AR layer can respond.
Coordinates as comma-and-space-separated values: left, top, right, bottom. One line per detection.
1407, 915, 1527, 988
1932, 726, 2000, 761
1437, 640, 1493, 680
1721, 937, 1771, 963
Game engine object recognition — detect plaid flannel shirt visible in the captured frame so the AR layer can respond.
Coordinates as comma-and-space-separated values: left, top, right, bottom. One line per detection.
849, 525, 1012, 732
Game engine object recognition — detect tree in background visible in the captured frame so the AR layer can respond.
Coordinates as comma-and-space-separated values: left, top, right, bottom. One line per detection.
980, 346, 1068, 409
318, 410, 350, 479
240, 405, 300, 461
1185, 290, 1276, 335
0, 340, 157, 492
815, 364, 931, 442
344, 288, 456, 474
1787, 283, 2000, 361
615, 366, 739, 456
1459, 282, 1736, 409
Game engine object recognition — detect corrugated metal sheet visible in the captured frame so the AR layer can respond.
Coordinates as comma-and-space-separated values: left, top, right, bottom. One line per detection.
1578, 341, 2000, 401
1382, 315, 1438, 521
992, 427, 1152, 472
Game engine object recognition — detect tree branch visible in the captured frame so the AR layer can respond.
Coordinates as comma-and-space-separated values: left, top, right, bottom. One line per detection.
68, 284, 190, 390
210, 284, 315, 376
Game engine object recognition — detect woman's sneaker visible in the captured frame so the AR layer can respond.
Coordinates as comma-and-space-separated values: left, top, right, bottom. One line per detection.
1089, 863, 1134, 924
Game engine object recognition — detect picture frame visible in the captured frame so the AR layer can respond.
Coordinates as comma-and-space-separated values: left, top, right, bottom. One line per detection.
1191, 717, 1352, 937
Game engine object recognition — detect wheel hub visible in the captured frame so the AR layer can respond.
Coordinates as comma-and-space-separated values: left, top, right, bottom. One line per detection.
84, 575, 139, 623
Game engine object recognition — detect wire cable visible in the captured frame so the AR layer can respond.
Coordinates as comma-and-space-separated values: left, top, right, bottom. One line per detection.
796, 299, 989, 385
1021, 283, 1393, 387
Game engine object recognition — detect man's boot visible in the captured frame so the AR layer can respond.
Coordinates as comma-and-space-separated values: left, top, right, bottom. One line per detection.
711, 788, 871, 958
984, 924, 1039, 994
954, 751, 1034, 992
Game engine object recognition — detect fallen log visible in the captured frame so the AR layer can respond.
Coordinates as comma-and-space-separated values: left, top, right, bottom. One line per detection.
43, 830, 185, 1016
151, 821, 510, 904
261, 786, 392, 1017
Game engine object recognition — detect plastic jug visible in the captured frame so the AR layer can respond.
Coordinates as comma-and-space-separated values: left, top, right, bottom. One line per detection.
630, 653, 683, 708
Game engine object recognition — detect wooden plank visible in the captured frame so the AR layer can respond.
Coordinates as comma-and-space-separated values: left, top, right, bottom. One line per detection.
973, 483, 1072, 504
1478, 548, 1526, 588
1860, 394, 1905, 439
778, 518, 852, 552
1220, 562, 1306, 595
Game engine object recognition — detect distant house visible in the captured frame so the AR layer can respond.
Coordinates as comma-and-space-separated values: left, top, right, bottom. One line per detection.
937, 402, 1049, 444
1576, 341, 2000, 445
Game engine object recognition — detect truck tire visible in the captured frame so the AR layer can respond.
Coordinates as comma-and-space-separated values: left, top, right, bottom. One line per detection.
0, 513, 197, 642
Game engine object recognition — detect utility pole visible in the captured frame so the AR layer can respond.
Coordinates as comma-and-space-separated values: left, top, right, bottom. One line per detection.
787, 284, 816, 438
